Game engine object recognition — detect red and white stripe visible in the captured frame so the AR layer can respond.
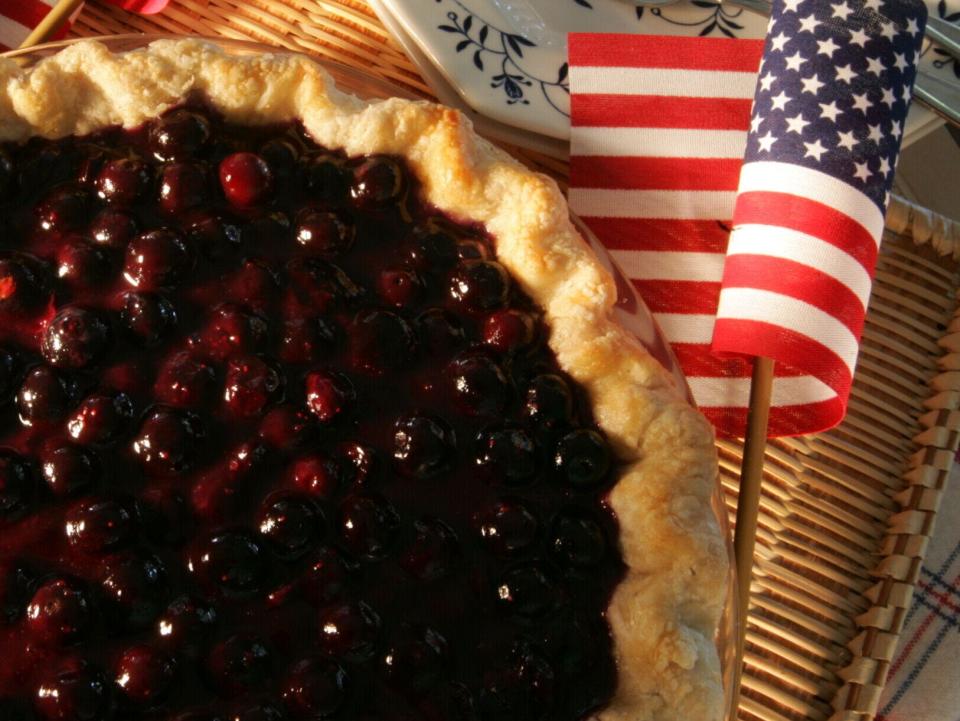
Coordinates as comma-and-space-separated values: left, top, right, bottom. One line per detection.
569, 33, 771, 436
0, 0, 79, 51
711, 159, 885, 432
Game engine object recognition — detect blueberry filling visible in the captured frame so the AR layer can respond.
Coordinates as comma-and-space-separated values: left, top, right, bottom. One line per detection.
0, 103, 625, 720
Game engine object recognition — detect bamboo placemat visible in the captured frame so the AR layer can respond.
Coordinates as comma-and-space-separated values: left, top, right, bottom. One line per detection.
68, 3, 960, 720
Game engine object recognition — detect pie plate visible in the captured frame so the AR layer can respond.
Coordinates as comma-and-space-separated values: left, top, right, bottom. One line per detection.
372, 0, 960, 149
0, 35, 738, 721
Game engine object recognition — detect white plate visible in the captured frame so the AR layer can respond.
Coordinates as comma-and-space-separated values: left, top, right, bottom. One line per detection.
376, 0, 958, 148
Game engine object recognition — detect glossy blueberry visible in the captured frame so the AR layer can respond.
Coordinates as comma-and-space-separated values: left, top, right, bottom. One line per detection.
187, 531, 268, 596
318, 601, 380, 661
89, 209, 137, 248
407, 227, 457, 272
548, 509, 606, 567
279, 317, 337, 365
392, 414, 457, 479
258, 404, 315, 449
25, 576, 92, 645
114, 645, 176, 707
123, 229, 192, 289
156, 595, 217, 651
36, 186, 92, 234
281, 657, 348, 719
349, 156, 405, 209
294, 210, 354, 255
257, 493, 323, 560
399, 518, 460, 581
224, 354, 282, 417
119, 291, 178, 346
149, 109, 211, 161
159, 162, 208, 214
55, 240, 113, 289
66, 392, 134, 446
415, 307, 465, 355
187, 212, 242, 260
482, 309, 535, 353
41, 307, 112, 370
337, 493, 400, 560
219, 152, 273, 208
379, 626, 447, 698
377, 267, 423, 308
34, 660, 111, 721
205, 634, 272, 696
0, 347, 19, 400
300, 547, 352, 606
475, 498, 539, 556
449, 260, 510, 312
448, 355, 509, 418
40, 444, 98, 497
260, 137, 299, 178
475, 426, 537, 485
553, 429, 611, 488
17, 366, 72, 427
64, 497, 136, 554
522, 375, 573, 430
303, 156, 348, 206
494, 565, 558, 618
131, 407, 205, 476
348, 310, 416, 374
304, 369, 354, 423
99, 553, 168, 631
96, 158, 151, 206
198, 303, 269, 361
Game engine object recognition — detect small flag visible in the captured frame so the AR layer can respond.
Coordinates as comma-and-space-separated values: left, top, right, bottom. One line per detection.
712, 0, 927, 434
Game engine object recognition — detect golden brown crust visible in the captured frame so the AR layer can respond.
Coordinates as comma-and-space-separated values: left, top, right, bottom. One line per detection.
0, 38, 728, 721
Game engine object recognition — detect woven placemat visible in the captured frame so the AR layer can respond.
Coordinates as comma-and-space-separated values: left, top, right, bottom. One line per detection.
68, 3, 960, 720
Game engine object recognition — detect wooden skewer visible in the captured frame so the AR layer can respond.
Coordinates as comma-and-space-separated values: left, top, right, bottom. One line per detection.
730, 355, 775, 718
20, 0, 85, 49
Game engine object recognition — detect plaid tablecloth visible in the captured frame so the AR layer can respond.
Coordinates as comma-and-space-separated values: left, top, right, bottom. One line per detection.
878, 459, 960, 720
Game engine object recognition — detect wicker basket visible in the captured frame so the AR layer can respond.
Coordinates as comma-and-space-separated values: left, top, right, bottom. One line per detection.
69, 3, 960, 720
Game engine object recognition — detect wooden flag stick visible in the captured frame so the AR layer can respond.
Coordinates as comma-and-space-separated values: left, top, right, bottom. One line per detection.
20, 0, 84, 49
730, 355, 775, 717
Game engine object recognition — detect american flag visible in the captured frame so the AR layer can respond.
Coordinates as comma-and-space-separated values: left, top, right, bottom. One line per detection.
569, 0, 926, 437
713, 0, 927, 434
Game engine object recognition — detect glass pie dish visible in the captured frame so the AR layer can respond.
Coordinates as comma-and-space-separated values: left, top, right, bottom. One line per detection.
1, 34, 739, 721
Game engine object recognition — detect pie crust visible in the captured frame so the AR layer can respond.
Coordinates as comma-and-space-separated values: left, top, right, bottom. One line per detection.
0, 39, 728, 721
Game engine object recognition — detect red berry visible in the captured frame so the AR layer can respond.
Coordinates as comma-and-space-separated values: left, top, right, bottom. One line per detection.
219, 152, 274, 208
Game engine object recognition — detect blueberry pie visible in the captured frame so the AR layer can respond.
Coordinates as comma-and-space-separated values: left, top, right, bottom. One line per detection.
0, 40, 727, 721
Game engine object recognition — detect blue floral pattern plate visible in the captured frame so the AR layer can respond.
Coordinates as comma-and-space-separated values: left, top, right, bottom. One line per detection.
375, 0, 958, 146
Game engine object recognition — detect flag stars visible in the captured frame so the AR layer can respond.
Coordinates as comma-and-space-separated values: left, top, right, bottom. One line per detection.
819, 100, 841, 122
817, 36, 841, 56
798, 14, 820, 33
835, 64, 856, 83
853, 161, 871, 182
837, 130, 857, 151
878, 156, 891, 175
867, 123, 883, 144
785, 113, 809, 134
849, 27, 869, 46
770, 32, 789, 52
750, 114, 763, 133
879, 20, 896, 40
906, 17, 920, 36
893, 52, 909, 72
804, 139, 828, 161
757, 131, 777, 153
770, 90, 790, 111
783, 0, 803, 12
852, 93, 871, 113
866, 56, 885, 76
801, 74, 825, 95
891, 119, 903, 139
784, 52, 804, 72
759, 71, 776, 91
832, 2, 853, 19
880, 87, 895, 107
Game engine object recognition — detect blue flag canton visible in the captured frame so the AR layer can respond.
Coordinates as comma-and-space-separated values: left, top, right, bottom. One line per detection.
744, 0, 927, 210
